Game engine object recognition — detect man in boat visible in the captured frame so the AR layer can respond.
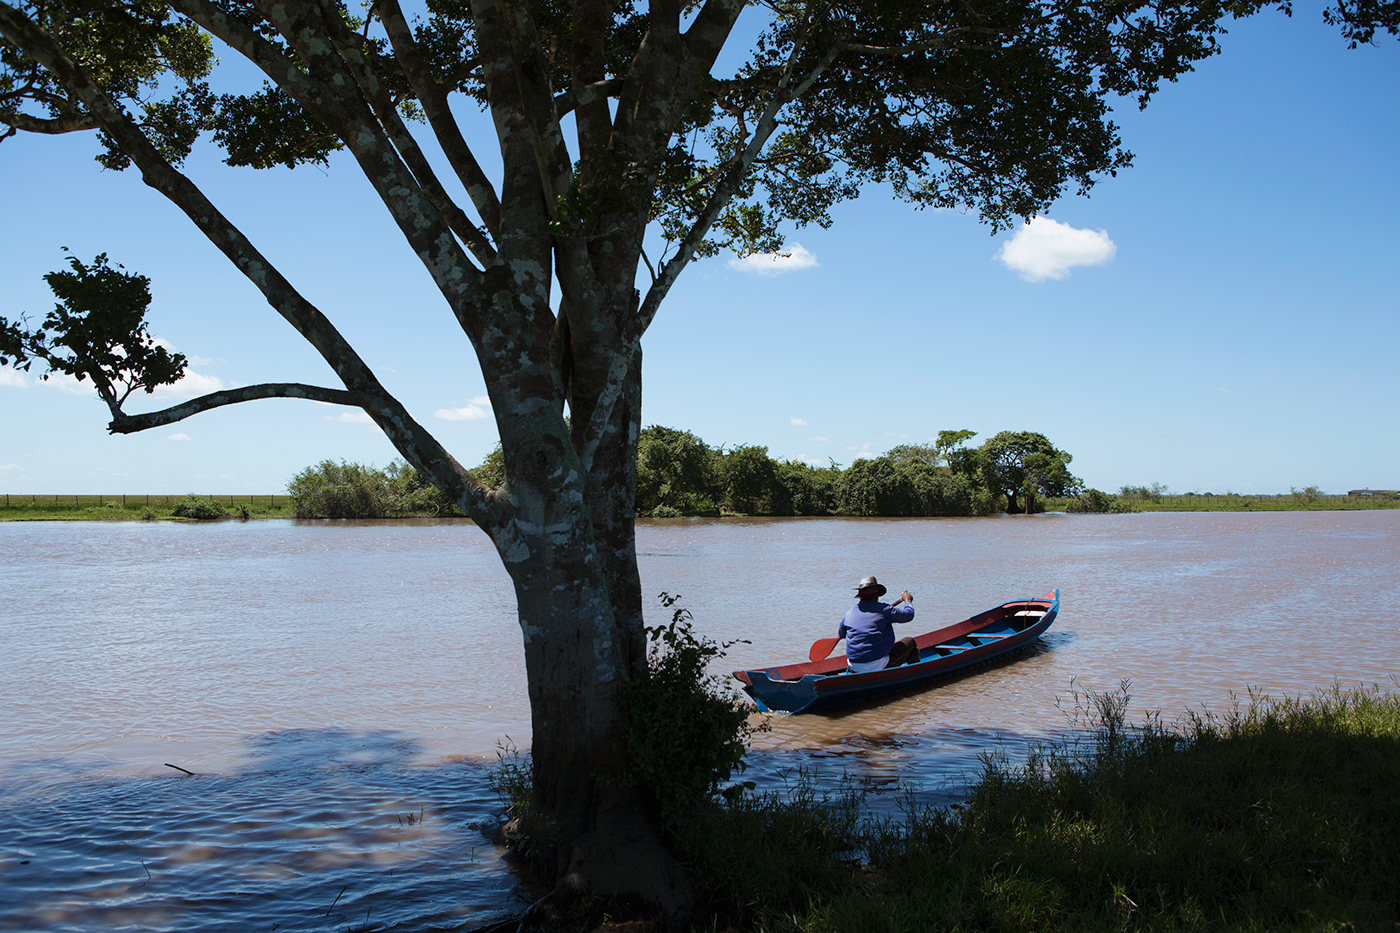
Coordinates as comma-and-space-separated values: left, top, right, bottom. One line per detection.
839, 576, 918, 672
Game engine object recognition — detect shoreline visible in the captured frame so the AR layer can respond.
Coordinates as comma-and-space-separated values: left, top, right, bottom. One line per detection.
3, 494, 1398, 522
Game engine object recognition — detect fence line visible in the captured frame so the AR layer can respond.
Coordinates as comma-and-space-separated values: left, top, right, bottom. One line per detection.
2, 494, 289, 507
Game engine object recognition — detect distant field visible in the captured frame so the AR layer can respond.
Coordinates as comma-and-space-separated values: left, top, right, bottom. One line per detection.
1042, 493, 1400, 512
0, 494, 293, 521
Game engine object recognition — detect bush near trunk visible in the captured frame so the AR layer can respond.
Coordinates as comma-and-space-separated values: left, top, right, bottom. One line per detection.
621, 593, 760, 830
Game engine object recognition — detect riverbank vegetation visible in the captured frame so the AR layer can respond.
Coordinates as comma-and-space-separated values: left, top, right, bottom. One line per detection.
5, 429, 1395, 521
509, 681, 1400, 931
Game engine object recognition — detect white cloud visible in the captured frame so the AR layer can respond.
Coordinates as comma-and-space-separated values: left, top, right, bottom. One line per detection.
325, 411, 374, 424
996, 217, 1116, 282
33, 366, 224, 400
0, 368, 28, 388
167, 433, 191, 441
41, 372, 91, 395
727, 243, 819, 277
790, 417, 807, 426
1, 463, 24, 472
152, 370, 225, 399
434, 395, 492, 421
1218, 386, 1235, 393
811, 435, 833, 443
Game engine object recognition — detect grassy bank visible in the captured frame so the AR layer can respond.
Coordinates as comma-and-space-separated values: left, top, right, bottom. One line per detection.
1043, 492, 1400, 512
0, 494, 294, 521
665, 683, 1400, 932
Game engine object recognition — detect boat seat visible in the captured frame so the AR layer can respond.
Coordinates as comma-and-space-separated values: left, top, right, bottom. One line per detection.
969, 633, 1013, 640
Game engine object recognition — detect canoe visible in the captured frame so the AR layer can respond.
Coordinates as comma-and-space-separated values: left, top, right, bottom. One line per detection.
732, 590, 1059, 714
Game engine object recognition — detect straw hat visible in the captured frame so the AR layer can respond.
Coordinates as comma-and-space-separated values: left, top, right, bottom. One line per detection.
854, 575, 887, 597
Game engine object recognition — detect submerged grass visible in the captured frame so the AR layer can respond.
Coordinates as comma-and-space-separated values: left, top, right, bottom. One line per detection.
675, 683, 1400, 932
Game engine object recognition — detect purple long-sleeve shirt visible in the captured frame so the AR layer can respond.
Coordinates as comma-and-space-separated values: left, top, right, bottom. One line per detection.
838, 598, 915, 663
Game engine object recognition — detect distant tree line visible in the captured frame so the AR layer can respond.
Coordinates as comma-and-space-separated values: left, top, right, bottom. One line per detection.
289, 428, 1095, 518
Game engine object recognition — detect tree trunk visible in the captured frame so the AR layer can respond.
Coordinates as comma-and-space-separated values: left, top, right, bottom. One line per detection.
509, 538, 689, 916
477, 274, 687, 913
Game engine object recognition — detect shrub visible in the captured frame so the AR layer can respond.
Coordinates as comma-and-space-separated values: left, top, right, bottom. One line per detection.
171, 494, 225, 520
288, 460, 396, 518
1067, 487, 1131, 513
621, 593, 759, 829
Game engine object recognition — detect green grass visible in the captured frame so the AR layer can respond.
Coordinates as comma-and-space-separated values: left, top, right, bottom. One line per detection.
1045, 493, 1400, 513
677, 683, 1400, 932
0, 494, 292, 521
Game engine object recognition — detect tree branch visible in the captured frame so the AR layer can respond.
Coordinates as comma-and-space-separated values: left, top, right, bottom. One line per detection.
108, 383, 366, 433
173, 0, 489, 343
319, 10, 497, 266
0, 106, 96, 134
377, 0, 504, 235
636, 16, 839, 335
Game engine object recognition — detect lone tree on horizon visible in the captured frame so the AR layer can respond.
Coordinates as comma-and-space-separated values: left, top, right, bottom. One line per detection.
3, 0, 1391, 914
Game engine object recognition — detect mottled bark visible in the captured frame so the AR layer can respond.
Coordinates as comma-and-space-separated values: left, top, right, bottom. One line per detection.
107, 383, 365, 433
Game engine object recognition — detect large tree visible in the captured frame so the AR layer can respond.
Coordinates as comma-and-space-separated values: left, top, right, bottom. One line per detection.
0, 0, 1360, 912
980, 429, 1079, 513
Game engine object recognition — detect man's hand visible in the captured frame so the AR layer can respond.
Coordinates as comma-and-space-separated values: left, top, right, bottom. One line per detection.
901, 589, 913, 603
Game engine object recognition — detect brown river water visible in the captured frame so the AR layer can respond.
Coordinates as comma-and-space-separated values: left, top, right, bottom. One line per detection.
2, 511, 1398, 930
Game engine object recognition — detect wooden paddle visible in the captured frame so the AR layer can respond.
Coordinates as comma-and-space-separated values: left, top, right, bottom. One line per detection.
808, 636, 842, 662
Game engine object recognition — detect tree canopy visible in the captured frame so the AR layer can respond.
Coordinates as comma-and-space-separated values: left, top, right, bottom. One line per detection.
1, 0, 1383, 915
980, 430, 1080, 513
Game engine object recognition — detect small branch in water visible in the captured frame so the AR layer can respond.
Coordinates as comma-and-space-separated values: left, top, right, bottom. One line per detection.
163, 763, 194, 776
139, 859, 152, 887
326, 885, 347, 917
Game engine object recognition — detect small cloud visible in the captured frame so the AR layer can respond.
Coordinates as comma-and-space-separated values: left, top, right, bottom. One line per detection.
883, 432, 910, 438
790, 417, 808, 426
996, 217, 1116, 282
0, 368, 28, 388
325, 411, 374, 424
167, 433, 191, 441
727, 243, 819, 277
1, 463, 24, 471
844, 442, 873, 453
810, 435, 833, 443
43, 372, 91, 395
795, 455, 826, 466
435, 395, 492, 421
1218, 386, 1235, 393
152, 370, 224, 399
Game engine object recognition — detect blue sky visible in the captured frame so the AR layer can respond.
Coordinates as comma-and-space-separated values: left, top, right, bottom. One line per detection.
1, 5, 1396, 496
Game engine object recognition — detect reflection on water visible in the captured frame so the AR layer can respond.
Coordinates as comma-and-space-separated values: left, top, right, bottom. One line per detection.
0, 728, 523, 932
2, 511, 1399, 928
